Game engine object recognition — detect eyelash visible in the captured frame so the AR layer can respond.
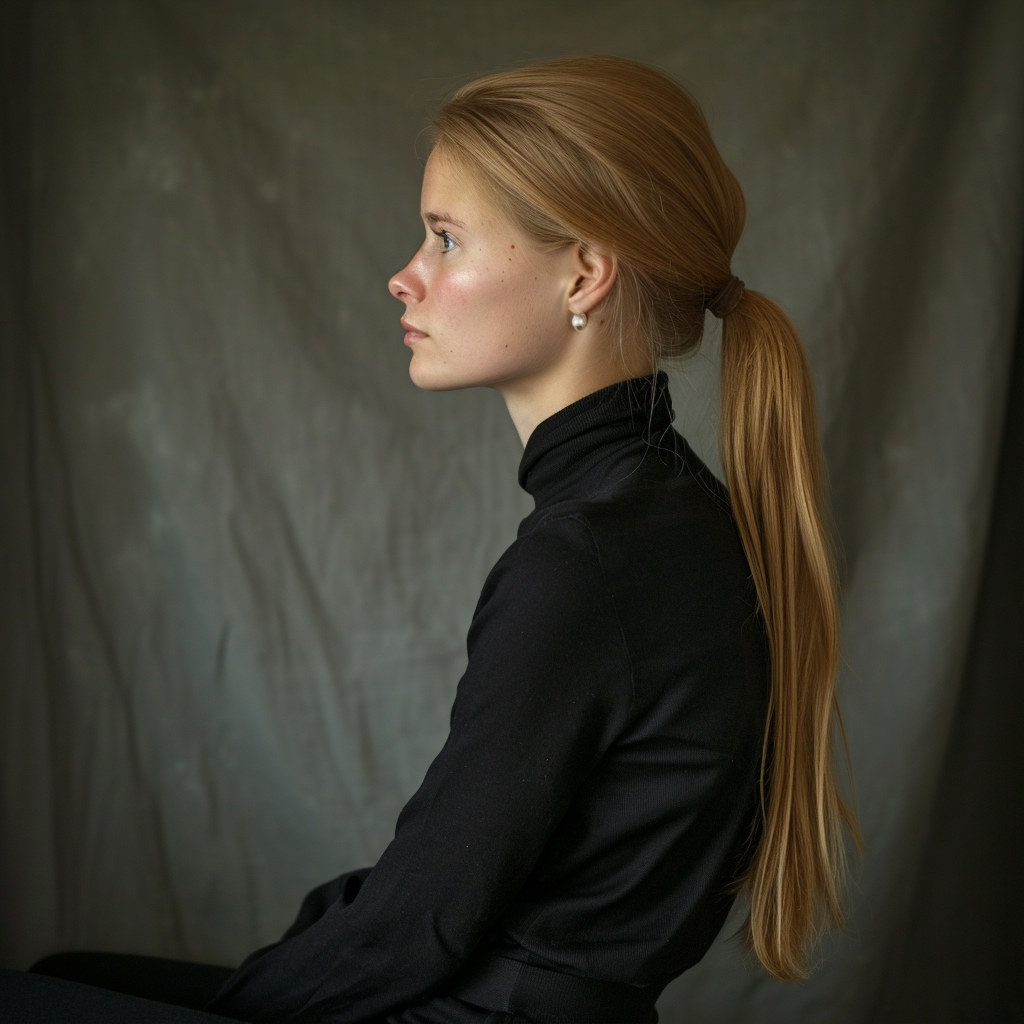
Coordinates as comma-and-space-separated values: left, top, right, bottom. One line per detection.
433, 229, 455, 254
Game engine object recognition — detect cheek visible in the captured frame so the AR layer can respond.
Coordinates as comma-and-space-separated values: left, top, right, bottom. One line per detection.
428, 270, 476, 326
433, 258, 558, 346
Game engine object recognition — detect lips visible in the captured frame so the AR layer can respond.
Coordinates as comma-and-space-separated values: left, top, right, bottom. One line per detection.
401, 318, 427, 345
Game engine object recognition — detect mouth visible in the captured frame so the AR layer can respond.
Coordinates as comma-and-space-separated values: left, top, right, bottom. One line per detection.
401, 317, 428, 346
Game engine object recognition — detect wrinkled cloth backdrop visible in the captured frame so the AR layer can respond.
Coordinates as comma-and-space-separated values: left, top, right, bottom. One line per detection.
2, 2, 1023, 1022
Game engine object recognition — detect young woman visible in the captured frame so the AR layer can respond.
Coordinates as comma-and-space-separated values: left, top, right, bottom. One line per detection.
17, 55, 855, 1024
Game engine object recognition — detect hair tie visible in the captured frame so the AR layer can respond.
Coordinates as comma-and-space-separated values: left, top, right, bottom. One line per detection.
706, 275, 745, 319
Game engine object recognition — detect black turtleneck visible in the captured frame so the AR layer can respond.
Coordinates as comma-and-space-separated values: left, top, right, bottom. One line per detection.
208, 373, 770, 1024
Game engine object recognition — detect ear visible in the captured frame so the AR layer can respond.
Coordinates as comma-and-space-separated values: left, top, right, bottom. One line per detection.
567, 242, 617, 316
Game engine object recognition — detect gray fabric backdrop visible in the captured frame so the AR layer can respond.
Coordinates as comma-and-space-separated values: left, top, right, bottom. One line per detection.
2, 2, 1023, 1022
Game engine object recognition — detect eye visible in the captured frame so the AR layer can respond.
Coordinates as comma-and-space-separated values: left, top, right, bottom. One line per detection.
433, 228, 456, 254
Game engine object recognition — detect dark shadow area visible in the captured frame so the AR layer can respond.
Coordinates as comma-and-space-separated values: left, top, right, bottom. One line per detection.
29, 951, 234, 1011
0, 966, 233, 1023
879, 274, 1024, 1021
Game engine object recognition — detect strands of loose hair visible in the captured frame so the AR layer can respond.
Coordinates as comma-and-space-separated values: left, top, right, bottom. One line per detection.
431, 54, 859, 981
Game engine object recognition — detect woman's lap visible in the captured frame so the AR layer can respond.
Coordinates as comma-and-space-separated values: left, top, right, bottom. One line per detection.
29, 951, 236, 1009
4, 952, 520, 1024
0, 966, 235, 1023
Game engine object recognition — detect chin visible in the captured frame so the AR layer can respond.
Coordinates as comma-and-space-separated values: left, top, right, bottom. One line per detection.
409, 356, 453, 391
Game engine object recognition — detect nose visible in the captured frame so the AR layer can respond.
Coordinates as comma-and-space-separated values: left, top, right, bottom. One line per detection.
388, 255, 424, 304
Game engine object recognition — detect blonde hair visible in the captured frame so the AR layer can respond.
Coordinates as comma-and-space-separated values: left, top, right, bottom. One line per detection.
431, 54, 857, 981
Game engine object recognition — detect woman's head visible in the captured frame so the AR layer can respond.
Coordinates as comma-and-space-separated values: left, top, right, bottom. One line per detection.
389, 55, 749, 425
426, 55, 747, 369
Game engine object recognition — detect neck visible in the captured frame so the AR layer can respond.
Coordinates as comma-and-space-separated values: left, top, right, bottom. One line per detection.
497, 350, 654, 447
517, 369, 677, 510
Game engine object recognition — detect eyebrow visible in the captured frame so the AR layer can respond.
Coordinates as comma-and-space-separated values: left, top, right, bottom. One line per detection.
423, 211, 467, 229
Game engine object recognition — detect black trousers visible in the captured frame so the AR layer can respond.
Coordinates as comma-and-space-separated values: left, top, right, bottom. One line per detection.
2, 953, 238, 1023
29, 951, 236, 1009
0, 951, 517, 1024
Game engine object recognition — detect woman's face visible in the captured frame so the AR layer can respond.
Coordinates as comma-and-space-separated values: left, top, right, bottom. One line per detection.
388, 149, 580, 392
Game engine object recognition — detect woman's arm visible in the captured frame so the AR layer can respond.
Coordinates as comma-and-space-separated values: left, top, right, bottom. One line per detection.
207, 515, 632, 1023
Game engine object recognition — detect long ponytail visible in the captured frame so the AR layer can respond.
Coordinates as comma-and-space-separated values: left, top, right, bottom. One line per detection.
431, 54, 858, 981
720, 289, 856, 978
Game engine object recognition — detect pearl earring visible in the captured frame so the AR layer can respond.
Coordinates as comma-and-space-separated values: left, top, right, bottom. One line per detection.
571, 311, 588, 331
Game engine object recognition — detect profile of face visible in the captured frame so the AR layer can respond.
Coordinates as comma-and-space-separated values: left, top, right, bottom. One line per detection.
388, 149, 606, 396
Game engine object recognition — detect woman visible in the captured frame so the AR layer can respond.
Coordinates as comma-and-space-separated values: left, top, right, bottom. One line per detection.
22, 55, 855, 1024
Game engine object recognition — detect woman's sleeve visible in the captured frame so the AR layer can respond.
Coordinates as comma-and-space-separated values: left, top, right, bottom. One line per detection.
207, 515, 633, 1023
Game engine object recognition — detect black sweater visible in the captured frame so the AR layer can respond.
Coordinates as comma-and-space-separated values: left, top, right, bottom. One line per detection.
209, 372, 770, 1023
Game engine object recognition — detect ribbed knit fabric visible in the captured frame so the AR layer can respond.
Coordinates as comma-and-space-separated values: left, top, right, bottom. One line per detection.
207, 372, 770, 1024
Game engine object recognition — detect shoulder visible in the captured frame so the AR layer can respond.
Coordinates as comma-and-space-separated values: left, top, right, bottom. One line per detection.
510, 509, 605, 585
460, 511, 634, 730
471, 512, 610, 639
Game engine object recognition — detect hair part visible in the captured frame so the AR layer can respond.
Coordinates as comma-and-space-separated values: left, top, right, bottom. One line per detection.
431, 54, 858, 981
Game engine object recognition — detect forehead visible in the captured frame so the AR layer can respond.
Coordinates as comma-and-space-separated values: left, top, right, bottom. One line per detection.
420, 148, 502, 228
